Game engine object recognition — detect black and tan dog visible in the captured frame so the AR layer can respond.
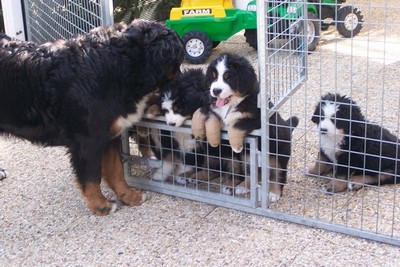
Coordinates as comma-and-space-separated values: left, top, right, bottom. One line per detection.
309, 93, 400, 192
0, 20, 184, 215
192, 53, 298, 201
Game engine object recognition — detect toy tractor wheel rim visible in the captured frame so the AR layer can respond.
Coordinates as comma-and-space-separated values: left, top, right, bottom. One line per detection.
186, 38, 205, 58
307, 20, 316, 44
343, 13, 359, 31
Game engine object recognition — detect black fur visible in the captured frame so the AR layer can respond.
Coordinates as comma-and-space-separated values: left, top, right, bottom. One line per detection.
146, 68, 209, 183
310, 93, 399, 192
197, 53, 298, 201
0, 20, 184, 214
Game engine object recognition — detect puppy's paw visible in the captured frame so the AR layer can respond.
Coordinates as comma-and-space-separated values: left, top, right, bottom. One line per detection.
322, 179, 347, 194
268, 192, 281, 203
221, 186, 233, 195
234, 186, 248, 195
228, 127, 246, 153
174, 176, 188, 185
191, 109, 207, 139
231, 145, 243, 154
0, 169, 7, 180
151, 171, 168, 182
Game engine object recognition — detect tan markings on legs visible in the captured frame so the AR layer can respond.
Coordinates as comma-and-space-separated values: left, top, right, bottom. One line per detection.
350, 173, 394, 191
190, 169, 218, 181
205, 114, 223, 147
307, 152, 334, 176
191, 108, 207, 139
102, 141, 146, 206
324, 176, 348, 193
81, 182, 117, 216
227, 125, 246, 153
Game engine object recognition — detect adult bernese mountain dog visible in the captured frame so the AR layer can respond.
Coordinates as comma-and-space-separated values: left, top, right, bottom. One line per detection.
308, 93, 400, 193
0, 20, 184, 215
192, 53, 299, 202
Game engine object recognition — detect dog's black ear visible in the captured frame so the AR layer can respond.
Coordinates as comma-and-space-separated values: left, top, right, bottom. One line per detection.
289, 116, 299, 131
311, 103, 322, 124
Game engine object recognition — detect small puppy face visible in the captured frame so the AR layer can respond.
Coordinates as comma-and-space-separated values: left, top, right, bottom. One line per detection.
209, 57, 234, 101
161, 91, 188, 127
314, 100, 345, 137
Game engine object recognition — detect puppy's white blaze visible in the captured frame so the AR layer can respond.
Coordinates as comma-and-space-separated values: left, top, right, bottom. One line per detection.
210, 57, 234, 99
161, 97, 173, 110
165, 112, 186, 127
114, 94, 150, 134
319, 102, 345, 163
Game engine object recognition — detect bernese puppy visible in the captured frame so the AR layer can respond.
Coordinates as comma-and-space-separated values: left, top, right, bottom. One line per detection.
192, 53, 299, 202
308, 93, 400, 193
147, 68, 209, 184
0, 20, 184, 215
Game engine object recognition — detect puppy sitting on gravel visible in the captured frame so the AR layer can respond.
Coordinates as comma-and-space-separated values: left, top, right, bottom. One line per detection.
308, 93, 400, 193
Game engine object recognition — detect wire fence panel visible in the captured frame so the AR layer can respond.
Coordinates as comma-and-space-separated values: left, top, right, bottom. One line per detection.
263, 0, 400, 246
23, 0, 113, 42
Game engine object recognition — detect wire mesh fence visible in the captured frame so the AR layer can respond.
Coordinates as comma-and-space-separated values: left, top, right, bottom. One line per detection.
22, 0, 113, 42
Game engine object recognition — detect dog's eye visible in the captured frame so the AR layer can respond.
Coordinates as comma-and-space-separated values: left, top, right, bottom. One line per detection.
223, 73, 231, 80
212, 71, 217, 79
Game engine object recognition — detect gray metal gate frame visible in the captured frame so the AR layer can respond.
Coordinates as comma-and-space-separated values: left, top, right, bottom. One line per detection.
22, 0, 113, 43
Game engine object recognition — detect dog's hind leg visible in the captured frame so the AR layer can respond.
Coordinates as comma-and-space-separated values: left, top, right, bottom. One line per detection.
102, 139, 147, 208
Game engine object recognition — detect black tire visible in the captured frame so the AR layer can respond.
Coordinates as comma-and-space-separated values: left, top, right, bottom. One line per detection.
212, 41, 220, 48
244, 29, 258, 50
307, 12, 320, 51
181, 31, 213, 64
336, 6, 363, 38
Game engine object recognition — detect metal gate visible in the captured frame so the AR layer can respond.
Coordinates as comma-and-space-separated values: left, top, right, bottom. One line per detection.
22, 0, 113, 42
122, 0, 400, 246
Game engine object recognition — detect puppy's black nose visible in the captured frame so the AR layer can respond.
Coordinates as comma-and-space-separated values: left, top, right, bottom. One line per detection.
320, 128, 328, 134
168, 122, 176, 126
213, 88, 222, 96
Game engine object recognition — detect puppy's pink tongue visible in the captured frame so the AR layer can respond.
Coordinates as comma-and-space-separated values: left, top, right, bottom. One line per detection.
216, 98, 227, 108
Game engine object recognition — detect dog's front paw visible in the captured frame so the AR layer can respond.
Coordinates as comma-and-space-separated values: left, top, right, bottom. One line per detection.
0, 169, 7, 180
234, 185, 249, 195
191, 109, 207, 139
221, 185, 233, 195
118, 189, 148, 207
205, 114, 222, 147
322, 179, 348, 194
268, 192, 281, 203
228, 127, 246, 153
87, 199, 119, 216
174, 176, 188, 185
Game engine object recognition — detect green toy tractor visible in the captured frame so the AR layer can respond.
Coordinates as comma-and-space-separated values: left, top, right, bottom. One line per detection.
166, 0, 314, 64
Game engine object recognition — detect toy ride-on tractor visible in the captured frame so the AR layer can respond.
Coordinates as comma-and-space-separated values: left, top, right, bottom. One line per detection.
166, 0, 317, 64
307, 0, 364, 38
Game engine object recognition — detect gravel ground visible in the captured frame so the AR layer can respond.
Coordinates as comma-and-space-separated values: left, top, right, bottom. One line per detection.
1, 0, 400, 265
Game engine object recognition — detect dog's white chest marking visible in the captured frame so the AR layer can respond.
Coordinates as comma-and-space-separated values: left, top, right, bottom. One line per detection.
114, 94, 150, 134
319, 102, 345, 163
